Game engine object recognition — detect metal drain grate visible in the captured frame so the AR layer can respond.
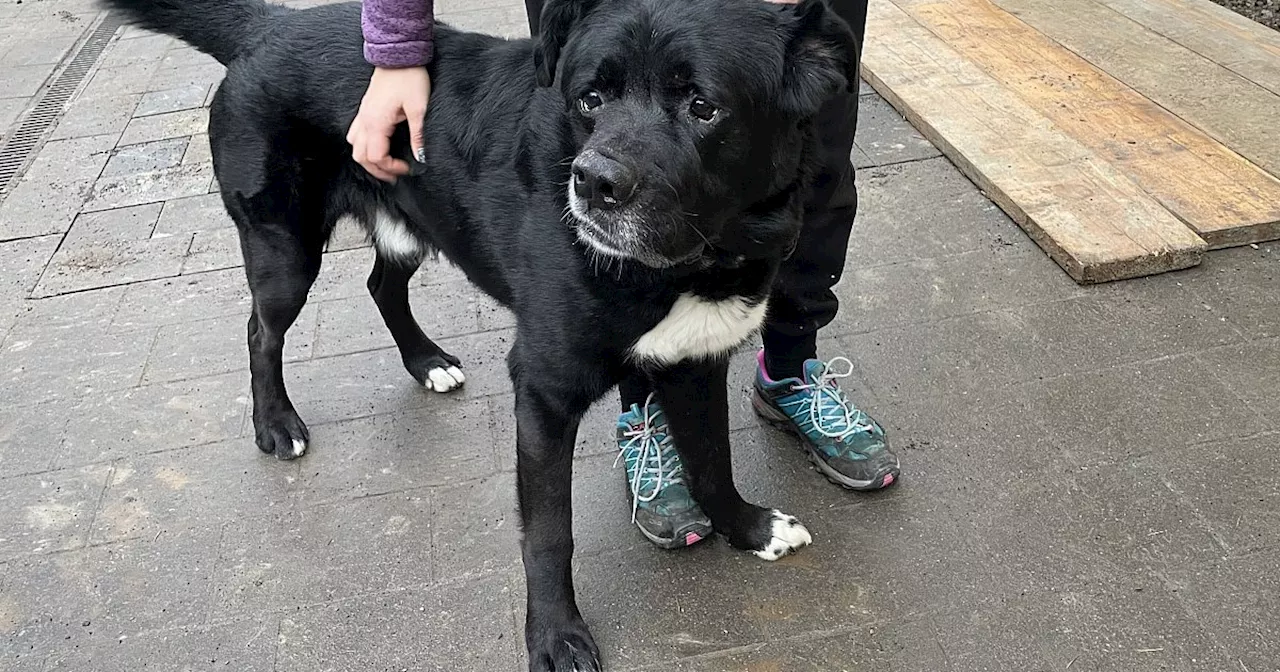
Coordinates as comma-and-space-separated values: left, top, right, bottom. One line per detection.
0, 12, 125, 199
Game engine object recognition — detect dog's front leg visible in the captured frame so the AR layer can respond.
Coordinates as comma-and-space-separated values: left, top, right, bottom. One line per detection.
514, 379, 601, 672
652, 358, 812, 561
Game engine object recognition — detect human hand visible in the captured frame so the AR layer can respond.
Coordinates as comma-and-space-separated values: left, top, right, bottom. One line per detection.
347, 66, 431, 182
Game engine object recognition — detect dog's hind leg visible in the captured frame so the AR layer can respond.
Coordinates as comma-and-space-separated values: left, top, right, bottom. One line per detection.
229, 195, 325, 461
367, 253, 465, 393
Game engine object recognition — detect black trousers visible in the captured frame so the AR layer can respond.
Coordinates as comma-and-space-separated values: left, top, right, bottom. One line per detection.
525, 0, 866, 386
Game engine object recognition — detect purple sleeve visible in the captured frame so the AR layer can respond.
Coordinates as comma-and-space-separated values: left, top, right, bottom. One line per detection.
362, 0, 435, 68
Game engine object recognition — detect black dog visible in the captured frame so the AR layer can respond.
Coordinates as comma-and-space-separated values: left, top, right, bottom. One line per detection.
100, 0, 858, 668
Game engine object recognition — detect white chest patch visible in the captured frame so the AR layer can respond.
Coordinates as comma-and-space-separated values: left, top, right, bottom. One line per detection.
372, 210, 422, 259
629, 293, 768, 364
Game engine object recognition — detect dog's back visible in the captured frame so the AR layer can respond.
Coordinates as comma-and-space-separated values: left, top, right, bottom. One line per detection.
101, 0, 554, 299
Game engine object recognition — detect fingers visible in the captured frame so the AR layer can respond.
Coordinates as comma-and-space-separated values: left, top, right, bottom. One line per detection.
348, 131, 398, 182
407, 76, 432, 163
406, 102, 427, 164
347, 116, 409, 182
348, 66, 431, 182
365, 127, 411, 178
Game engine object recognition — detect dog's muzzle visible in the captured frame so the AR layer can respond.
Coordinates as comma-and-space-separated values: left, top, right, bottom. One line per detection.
571, 150, 638, 212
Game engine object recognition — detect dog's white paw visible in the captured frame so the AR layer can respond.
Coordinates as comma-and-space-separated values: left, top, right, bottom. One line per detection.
752, 510, 811, 561
425, 365, 466, 392
290, 438, 307, 458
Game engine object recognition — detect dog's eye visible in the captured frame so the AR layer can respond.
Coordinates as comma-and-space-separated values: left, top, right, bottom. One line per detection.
689, 97, 719, 121
578, 91, 604, 114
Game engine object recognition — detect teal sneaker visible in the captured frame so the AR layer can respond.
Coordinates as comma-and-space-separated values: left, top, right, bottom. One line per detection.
751, 351, 900, 490
615, 396, 713, 549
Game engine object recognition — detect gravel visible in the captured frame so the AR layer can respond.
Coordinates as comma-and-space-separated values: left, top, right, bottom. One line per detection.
1209, 0, 1280, 30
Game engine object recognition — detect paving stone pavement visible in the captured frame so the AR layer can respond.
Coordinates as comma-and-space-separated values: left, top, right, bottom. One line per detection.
2, 0, 1279, 670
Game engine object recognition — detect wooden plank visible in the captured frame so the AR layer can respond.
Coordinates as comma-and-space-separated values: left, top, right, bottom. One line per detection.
992, 0, 1280, 178
861, 0, 1206, 284
1090, 0, 1280, 97
904, 0, 1280, 248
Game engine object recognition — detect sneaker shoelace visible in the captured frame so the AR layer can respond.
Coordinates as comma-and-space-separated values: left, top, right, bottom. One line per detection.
780, 356, 876, 443
614, 393, 687, 523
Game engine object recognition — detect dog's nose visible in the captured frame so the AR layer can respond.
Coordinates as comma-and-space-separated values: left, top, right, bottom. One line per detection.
571, 150, 636, 210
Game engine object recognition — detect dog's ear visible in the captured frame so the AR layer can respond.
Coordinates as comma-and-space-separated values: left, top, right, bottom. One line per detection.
779, 0, 860, 116
533, 0, 599, 87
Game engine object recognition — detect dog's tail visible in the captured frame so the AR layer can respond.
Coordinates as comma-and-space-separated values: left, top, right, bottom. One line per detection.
98, 0, 280, 65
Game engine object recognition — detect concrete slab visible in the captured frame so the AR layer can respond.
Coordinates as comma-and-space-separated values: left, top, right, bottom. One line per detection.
0, 324, 155, 403
310, 283, 482, 358
1196, 338, 1280, 423
91, 438, 297, 544
291, 400, 500, 502
64, 203, 163, 243
0, 134, 117, 240
1159, 552, 1280, 671
33, 233, 194, 297
1024, 354, 1272, 461
0, 463, 112, 560
49, 92, 141, 140
2, 522, 224, 638
0, 399, 71, 477
1181, 243, 1280, 339
0, 97, 25, 136
849, 157, 1012, 268
134, 84, 210, 117
0, 233, 59, 303
100, 137, 189, 178
154, 191, 233, 235
141, 305, 316, 384
117, 108, 208, 147
56, 371, 248, 468
275, 574, 521, 672
0, 63, 54, 98
181, 226, 242, 273
39, 618, 278, 672
213, 491, 434, 618
853, 93, 942, 168
82, 162, 214, 213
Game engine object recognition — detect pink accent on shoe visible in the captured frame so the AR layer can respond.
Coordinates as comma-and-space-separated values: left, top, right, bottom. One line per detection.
882, 473, 895, 487
756, 349, 776, 384
685, 531, 704, 546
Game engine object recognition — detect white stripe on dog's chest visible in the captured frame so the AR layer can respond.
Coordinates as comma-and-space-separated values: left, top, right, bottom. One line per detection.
629, 293, 768, 364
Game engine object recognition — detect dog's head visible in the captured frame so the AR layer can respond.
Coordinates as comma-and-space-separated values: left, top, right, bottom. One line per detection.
536, 0, 858, 268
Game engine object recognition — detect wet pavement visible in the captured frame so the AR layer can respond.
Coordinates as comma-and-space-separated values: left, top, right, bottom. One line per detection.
1, 0, 1278, 670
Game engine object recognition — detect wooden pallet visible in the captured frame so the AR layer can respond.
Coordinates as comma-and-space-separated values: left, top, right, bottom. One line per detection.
861, 0, 1280, 283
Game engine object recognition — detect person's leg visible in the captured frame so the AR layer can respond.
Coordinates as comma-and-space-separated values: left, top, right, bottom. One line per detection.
761, 0, 865, 379
754, 0, 901, 491
614, 367, 713, 549
525, 0, 544, 35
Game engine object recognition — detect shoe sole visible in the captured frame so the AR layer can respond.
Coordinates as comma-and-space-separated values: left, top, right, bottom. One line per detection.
618, 472, 714, 550
751, 390, 900, 492
636, 521, 714, 550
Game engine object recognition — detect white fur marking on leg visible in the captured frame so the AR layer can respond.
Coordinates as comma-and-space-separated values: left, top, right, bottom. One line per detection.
629, 293, 768, 364
373, 210, 422, 259
426, 366, 465, 393
291, 439, 307, 457
752, 510, 812, 561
